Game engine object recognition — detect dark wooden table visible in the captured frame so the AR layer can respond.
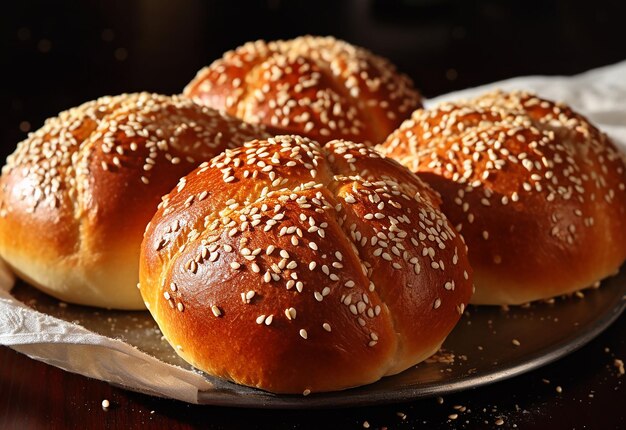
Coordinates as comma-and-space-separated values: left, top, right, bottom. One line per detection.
1, 312, 624, 429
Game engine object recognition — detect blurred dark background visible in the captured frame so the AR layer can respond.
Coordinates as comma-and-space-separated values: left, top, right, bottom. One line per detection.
2, 0, 625, 160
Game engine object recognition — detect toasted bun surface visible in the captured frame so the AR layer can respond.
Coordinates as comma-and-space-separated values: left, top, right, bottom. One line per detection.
0, 93, 268, 309
140, 135, 472, 393
184, 35, 422, 145
379, 90, 626, 305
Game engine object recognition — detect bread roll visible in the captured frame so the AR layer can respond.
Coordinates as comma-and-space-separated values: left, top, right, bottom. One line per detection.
0, 93, 268, 309
139, 135, 472, 393
183, 36, 422, 145
379, 90, 626, 305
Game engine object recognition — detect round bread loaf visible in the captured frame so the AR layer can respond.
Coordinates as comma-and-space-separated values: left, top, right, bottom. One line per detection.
183, 35, 422, 145
379, 90, 626, 305
139, 135, 473, 394
0, 93, 268, 309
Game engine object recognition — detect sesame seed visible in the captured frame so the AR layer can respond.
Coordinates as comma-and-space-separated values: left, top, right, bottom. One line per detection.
299, 329, 308, 339
285, 307, 297, 320
211, 305, 222, 317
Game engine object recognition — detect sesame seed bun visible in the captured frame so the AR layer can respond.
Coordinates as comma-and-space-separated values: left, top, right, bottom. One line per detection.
139, 135, 472, 393
378, 90, 626, 305
0, 93, 268, 309
183, 35, 422, 146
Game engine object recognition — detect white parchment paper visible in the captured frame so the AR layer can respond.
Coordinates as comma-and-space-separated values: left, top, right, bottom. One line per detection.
1, 60, 625, 404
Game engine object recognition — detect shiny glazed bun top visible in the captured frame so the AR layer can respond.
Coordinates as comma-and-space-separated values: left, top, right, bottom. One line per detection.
0, 93, 268, 309
379, 90, 626, 305
184, 35, 422, 145
140, 135, 472, 394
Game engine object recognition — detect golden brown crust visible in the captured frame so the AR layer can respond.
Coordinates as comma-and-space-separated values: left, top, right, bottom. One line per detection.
140, 135, 472, 393
378, 90, 626, 304
183, 36, 422, 145
0, 93, 268, 309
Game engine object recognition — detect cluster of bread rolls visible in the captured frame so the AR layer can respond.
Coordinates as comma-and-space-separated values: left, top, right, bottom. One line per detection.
1, 35, 624, 394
